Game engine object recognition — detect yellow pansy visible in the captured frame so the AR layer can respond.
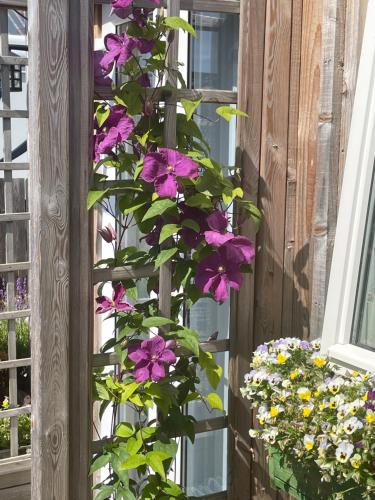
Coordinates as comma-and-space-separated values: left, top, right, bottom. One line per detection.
313, 356, 326, 367
350, 454, 361, 469
366, 410, 375, 424
290, 369, 299, 380
2, 397, 9, 409
314, 390, 320, 397
303, 406, 313, 417
297, 387, 311, 401
270, 406, 279, 417
362, 392, 368, 402
277, 353, 288, 364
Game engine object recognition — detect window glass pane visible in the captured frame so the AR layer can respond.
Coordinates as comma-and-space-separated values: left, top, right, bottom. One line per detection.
352, 163, 375, 350
189, 12, 239, 91
185, 429, 227, 497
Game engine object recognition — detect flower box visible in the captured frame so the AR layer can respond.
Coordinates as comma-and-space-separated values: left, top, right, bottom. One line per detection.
268, 447, 364, 500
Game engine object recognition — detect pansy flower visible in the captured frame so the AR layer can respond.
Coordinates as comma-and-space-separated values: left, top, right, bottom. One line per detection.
128, 336, 176, 382
94, 105, 135, 161
195, 244, 243, 303
141, 148, 199, 198
95, 283, 135, 314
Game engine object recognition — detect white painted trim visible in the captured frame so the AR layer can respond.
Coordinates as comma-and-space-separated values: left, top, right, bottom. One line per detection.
327, 344, 375, 372
322, 0, 375, 368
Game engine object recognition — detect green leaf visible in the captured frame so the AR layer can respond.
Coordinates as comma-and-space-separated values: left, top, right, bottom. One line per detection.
159, 224, 180, 244
146, 451, 170, 480
115, 422, 136, 438
185, 193, 212, 209
95, 486, 114, 500
142, 316, 175, 328
154, 247, 178, 270
181, 97, 202, 121
121, 453, 147, 470
142, 199, 176, 221
120, 382, 140, 403
181, 218, 200, 233
95, 381, 111, 401
216, 105, 248, 122
87, 189, 109, 209
126, 436, 143, 456
90, 453, 110, 474
206, 392, 224, 411
175, 328, 200, 356
137, 426, 158, 441
96, 104, 110, 128
222, 186, 244, 205
164, 16, 196, 37
153, 440, 178, 459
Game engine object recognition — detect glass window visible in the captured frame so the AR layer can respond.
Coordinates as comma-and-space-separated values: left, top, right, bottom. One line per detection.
352, 163, 375, 350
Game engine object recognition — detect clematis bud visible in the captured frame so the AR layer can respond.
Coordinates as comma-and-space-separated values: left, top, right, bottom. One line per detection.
98, 223, 116, 243
144, 97, 154, 117
167, 30, 175, 44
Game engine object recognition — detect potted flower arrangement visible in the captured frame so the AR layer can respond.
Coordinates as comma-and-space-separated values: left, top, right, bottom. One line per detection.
241, 338, 375, 499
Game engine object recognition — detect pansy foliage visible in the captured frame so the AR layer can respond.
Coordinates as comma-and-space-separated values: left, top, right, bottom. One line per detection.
89, 3, 258, 499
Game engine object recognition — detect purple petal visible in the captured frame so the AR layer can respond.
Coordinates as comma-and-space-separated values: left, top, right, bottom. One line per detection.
100, 51, 118, 72
104, 33, 123, 53
141, 153, 167, 182
95, 296, 112, 314
136, 38, 155, 54
134, 366, 151, 382
151, 361, 165, 381
165, 339, 176, 350
111, 0, 132, 7
128, 348, 148, 363
137, 73, 151, 87
204, 230, 233, 247
94, 50, 113, 86
207, 211, 228, 232
116, 301, 135, 312
96, 127, 120, 155
211, 275, 229, 302
155, 173, 178, 198
116, 115, 135, 141
159, 349, 176, 364
113, 283, 125, 303
141, 336, 166, 355
225, 236, 255, 263
111, 7, 132, 19
160, 148, 198, 178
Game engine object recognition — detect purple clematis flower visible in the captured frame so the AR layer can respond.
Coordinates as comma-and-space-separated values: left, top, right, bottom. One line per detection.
98, 223, 116, 243
94, 50, 113, 86
128, 335, 176, 382
137, 73, 151, 87
141, 148, 199, 198
204, 211, 256, 264
195, 244, 243, 303
94, 105, 135, 161
96, 283, 135, 314
100, 33, 154, 71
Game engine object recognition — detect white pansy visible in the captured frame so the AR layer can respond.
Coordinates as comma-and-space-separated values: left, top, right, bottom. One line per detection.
342, 416, 363, 435
335, 441, 354, 463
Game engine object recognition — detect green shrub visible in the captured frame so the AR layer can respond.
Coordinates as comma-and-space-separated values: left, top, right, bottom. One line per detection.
0, 413, 31, 450
0, 319, 30, 358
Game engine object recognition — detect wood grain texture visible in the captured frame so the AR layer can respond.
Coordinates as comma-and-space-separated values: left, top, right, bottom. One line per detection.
293, 0, 323, 339
310, 0, 346, 338
95, 0, 240, 14
228, 1, 266, 499
281, 0, 303, 336
68, 0, 93, 498
252, 2, 293, 497
29, 0, 70, 496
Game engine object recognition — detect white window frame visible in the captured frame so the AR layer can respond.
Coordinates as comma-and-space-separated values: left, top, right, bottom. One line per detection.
321, 0, 375, 370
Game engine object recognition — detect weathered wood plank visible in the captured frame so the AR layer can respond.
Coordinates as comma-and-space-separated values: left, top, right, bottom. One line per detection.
293, 0, 323, 339
0, 483, 30, 500
0, 55, 28, 65
29, 0, 70, 496
0, 309, 30, 320
0, 163, 29, 171
0, 261, 30, 272
0, 110, 28, 119
0, 212, 30, 222
68, 0, 94, 498
95, 86, 238, 104
338, 0, 369, 199
0, 357, 31, 370
0, 405, 30, 418
93, 264, 157, 284
310, 0, 346, 338
0, 0, 26, 7
281, 0, 303, 336
228, 1, 266, 499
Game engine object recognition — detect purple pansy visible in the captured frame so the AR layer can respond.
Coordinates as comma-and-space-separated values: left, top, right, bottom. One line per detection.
96, 283, 135, 314
365, 390, 375, 410
195, 244, 243, 303
94, 50, 113, 86
94, 105, 135, 161
128, 336, 176, 382
100, 33, 154, 72
141, 148, 199, 198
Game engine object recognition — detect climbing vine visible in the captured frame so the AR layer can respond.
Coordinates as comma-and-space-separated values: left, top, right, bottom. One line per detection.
89, 2, 259, 499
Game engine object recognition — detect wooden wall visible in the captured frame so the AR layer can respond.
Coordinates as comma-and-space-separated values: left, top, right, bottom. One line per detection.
232, 0, 368, 498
